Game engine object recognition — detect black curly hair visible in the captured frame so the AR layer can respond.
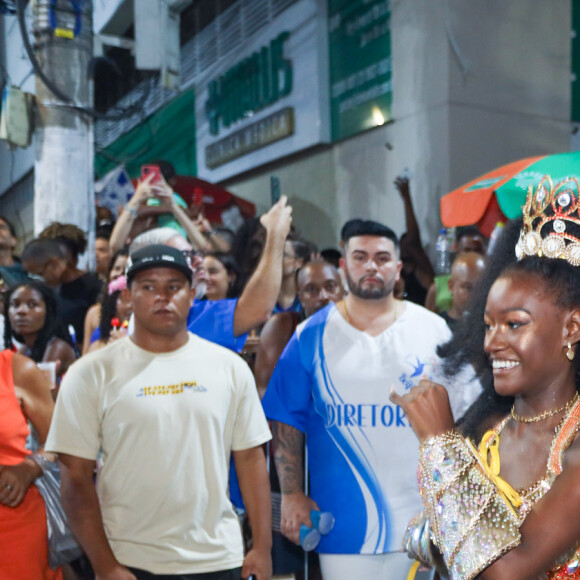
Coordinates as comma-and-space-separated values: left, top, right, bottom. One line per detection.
438, 219, 523, 378
4, 280, 74, 362
39, 222, 87, 261
439, 218, 580, 440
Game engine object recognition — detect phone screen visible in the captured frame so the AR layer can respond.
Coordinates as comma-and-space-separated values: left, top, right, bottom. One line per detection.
270, 175, 280, 206
141, 165, 162, 184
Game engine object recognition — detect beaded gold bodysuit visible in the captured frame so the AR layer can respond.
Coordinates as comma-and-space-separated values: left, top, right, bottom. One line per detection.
415, 399, 580, 580
481, 400, 580, 579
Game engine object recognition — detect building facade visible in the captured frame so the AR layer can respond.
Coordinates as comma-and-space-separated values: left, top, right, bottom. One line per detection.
0, 0, 575, 251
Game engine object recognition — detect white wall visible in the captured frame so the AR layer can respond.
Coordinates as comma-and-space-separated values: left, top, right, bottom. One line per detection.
222, 145, 340, 247
225, 0, 572, 253
1, 0, 572, 250
446, 0, 571, 188
225, 0, 452, 249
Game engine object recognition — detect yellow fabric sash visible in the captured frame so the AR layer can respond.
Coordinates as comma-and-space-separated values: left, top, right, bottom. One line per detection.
473, 431, 523, 510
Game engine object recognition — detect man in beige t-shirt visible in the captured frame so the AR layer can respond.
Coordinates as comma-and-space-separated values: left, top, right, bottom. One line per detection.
46, 245, 272, 580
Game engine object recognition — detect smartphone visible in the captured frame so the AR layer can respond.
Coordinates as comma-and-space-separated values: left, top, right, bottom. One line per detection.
193, 187, 203, 207
270, 175, 280, 205
141, 164, 162, 184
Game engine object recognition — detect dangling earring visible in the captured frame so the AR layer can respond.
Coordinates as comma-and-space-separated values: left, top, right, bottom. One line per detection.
566, 342, 575, 361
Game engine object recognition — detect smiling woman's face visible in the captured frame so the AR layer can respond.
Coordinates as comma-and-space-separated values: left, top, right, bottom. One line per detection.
484, 273, 572, 399
202, 256, 231, 301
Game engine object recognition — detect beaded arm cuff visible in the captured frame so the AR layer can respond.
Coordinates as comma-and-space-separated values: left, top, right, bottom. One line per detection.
418, 431, 522, 580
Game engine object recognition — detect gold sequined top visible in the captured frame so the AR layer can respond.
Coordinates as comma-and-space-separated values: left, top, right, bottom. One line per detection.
483, 400, 580, 578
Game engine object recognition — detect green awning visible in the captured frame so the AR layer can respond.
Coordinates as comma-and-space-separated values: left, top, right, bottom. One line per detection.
95, 88, 197, 179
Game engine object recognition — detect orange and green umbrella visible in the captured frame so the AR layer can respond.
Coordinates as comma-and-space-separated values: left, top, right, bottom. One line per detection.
440, 152, 580, 236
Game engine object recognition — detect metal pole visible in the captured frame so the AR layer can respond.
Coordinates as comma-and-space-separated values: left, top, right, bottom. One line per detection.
32, 0, 94, 263
304, 443, 308, 580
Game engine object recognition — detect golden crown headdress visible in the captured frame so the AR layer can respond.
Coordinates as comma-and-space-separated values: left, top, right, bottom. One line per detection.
515, 175, 580, 266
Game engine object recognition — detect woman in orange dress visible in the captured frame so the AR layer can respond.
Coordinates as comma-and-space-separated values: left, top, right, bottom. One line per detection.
0, 348, 61, 579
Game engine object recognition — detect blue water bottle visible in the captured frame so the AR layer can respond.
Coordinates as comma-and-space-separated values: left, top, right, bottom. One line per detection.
299, 510, 335, 551
299, 524, 321, 551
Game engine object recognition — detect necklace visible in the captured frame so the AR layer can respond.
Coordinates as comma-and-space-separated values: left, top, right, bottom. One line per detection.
481, 395, 580, 518
510, 392, 579, 423
341, 299, 398, 325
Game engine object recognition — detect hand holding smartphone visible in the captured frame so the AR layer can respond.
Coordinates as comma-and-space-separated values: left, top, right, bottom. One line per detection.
141, 164, 163, 184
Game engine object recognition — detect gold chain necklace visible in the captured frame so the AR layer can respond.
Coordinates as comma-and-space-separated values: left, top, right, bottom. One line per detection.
341, 299, 398, 325
510, 392, 579, 423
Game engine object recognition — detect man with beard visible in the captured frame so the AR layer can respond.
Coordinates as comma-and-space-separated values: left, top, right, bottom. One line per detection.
261, 220, 471, 580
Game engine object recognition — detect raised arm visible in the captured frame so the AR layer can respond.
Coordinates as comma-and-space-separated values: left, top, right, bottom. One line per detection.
272, 421, 319, 545
109, 175, 154, 256
152, 181, 212, 252
194, 215, 231, 253
394, 176, 435, 287
233, 196, 292, 336
59, 453, 137, 580
395, 176, 420, 240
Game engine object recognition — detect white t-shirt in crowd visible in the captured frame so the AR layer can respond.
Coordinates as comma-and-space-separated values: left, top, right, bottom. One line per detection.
46, 333, 271, 575
263, 301, 480, 555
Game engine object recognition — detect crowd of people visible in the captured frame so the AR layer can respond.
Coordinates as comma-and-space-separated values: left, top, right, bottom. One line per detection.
1, 164, 580, 580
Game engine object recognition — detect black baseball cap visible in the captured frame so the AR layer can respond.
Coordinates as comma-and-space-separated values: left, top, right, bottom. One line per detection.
126, 244, 193, 284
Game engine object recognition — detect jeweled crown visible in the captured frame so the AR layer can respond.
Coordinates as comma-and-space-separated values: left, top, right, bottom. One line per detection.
515, 176, 580, 266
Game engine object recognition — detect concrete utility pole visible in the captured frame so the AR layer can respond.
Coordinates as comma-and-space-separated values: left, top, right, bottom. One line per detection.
31, 0, 94, 252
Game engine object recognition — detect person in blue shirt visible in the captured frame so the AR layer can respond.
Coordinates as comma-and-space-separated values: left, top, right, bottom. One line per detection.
126, 196, 293, 353
262, 220, 474, 580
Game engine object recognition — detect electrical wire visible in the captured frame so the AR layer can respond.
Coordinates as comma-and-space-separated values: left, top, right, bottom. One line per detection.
16, 0, 72, 102
0, 0, 16, 14
17, 67, 34, 88
15, 0, 153, 121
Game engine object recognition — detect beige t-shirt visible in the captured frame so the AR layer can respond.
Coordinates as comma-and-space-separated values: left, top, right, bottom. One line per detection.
46, 333, 271, 574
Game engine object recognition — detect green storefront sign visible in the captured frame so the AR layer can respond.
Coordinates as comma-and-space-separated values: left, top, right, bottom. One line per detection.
205, 31, 293, 136
95, 89, 197, 179
328, 0, 392, 141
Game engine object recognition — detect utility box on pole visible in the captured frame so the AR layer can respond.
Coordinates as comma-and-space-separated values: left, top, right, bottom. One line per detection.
31, 0, 94, 255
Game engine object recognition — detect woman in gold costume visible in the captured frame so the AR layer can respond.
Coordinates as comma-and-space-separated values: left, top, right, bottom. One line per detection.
392, 178, 580, 580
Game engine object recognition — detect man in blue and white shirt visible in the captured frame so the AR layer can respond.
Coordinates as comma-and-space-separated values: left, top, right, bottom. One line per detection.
262, 219, 477, 579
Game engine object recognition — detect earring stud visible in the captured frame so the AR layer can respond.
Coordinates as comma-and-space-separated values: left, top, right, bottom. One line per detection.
567, 342, 575, 361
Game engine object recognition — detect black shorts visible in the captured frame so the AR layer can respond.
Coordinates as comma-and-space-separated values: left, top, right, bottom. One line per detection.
127, 566, 243, 580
